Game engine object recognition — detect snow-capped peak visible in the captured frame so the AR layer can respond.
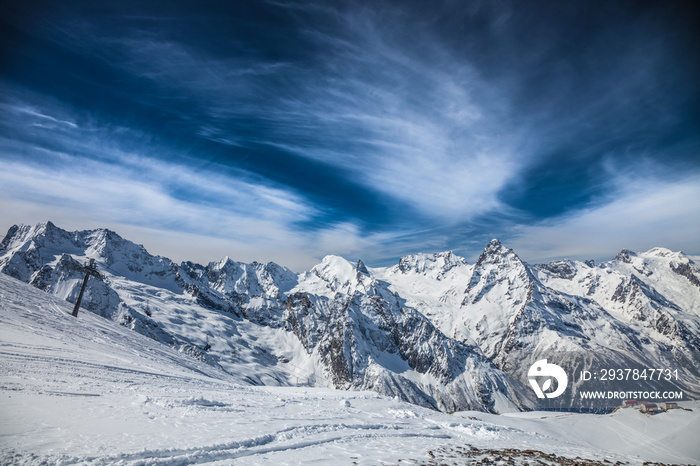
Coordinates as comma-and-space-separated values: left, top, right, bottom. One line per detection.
311, 255, 369, 289
397, 251, 467, 277
476, 239, 520, 264
534, 259, 578, 280
296, 254, 374, 297
642, 247, 675, 258
467, 239, 532, 296
639, 247, 691, 265
210, 256, 235, 270
614, 248, 637, 263
356, 259, 370, 275
313, 254, 357, 278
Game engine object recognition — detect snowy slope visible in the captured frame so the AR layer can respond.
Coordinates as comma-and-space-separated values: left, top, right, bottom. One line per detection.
2, 272, 698, 465
534, 248, 700, 392
0, 223, 324, 389
371, 251, 474, 339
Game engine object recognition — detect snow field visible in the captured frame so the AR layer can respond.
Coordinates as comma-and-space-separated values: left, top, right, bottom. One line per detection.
1, 262, 699, 465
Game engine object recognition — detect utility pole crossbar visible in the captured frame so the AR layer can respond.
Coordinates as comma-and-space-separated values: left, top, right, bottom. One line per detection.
72, 258, 104, 317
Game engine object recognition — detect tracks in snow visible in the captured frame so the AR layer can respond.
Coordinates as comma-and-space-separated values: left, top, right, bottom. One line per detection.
58, 423, 449, 465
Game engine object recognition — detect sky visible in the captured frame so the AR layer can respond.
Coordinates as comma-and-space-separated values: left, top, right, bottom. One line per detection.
1, 0, 698, 271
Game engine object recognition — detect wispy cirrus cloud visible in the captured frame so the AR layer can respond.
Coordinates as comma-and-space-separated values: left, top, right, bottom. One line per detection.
37, 2, 523, 222
0, 89, 397, 270
260, 3, 522, 220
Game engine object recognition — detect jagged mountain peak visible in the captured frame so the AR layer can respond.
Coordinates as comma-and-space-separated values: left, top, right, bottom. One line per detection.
2, 221, 69, 248
34, 220, 60, 234
16, 220, 61, 237
85, 226, 121, 239
475, 239, 520, 264
356, 259, 369, 275
201, 256, 297, 297
467, 239, 535, 291
4, 221, 152, 260
607, 247, 690, 268
0, 225, 18, 251
1, 222, 83, 282
614, 248, 637, 263
467, 239, 532, 293
604, 247, 699, 289
1, 222, 182, 295
209, 256, 279, 272
2, 221, 699, 414
84, 228, 151, 260
208, 255, 240, 271
286, 276, 531, 413
397, 251, 468, 276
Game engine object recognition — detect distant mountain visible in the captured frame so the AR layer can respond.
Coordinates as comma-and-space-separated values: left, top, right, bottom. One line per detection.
286, 255, 531, 412
375, 240, 700, 410
2, 221, 699, 412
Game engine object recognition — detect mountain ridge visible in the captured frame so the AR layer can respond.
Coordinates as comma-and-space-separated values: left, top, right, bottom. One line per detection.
2, 221, 698, 412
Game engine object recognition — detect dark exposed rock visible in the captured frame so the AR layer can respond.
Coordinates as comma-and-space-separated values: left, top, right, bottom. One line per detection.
415, 444, 631, 465
614, 249, 635, 263
355, 259, 369, 275
3, 222, 699, 414
536, 259, 577, 280
670, 262, 700, 288
284, 283, 528, 413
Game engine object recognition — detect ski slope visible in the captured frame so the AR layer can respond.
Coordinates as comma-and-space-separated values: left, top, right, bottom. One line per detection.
1, 273, 698, 465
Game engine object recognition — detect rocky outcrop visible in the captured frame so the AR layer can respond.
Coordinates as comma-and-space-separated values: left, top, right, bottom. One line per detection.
285, 258, 531, 413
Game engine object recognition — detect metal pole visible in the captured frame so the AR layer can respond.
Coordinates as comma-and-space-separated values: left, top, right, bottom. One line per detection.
72, 272, 90, 317
72, 259, 100, 318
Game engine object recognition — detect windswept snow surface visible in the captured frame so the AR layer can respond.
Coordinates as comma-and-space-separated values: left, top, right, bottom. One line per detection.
1, 273, 699, 465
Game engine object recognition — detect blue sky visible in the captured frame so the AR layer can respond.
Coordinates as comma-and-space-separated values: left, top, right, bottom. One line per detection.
1, 0, 698, 270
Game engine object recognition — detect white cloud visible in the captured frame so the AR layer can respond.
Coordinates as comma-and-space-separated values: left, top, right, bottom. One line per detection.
0, 85, 425, 271
509, 174, 700, 263
0, 124, 406, 271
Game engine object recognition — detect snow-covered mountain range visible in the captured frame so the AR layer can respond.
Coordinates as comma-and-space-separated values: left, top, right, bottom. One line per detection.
3, 271, 697, 464
2, 221, 699, 413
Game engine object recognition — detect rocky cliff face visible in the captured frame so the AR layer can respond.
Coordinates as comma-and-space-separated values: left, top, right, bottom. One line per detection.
178, 258, 297, 326
388, 242, 641, 399
533, 247, 700, 393
285, 255, 531, 412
